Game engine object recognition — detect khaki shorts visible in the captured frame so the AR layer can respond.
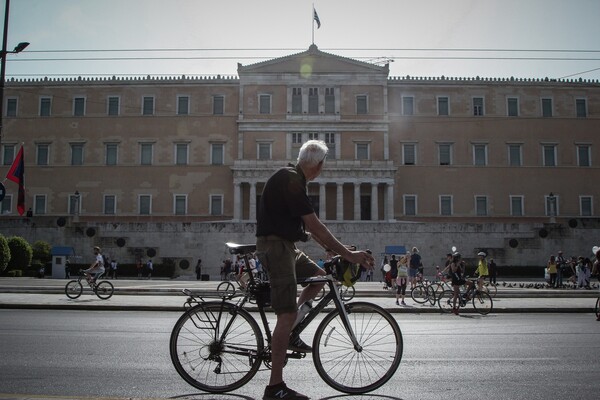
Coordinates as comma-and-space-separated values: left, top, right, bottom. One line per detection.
256, 236, 320, 315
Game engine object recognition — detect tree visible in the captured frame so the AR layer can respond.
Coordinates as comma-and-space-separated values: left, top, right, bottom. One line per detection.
0, 235, 10, 273
32, 240, 52, 264
7, 236, 33, 270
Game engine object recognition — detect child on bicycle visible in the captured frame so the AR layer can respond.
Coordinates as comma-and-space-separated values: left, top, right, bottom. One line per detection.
83, 246, 105, 283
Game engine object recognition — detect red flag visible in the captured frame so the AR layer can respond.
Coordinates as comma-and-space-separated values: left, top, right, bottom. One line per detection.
6, 145, 25, 215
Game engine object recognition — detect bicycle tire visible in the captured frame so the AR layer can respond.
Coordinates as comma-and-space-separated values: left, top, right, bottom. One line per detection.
95, 281, 114, 300
216, 281, 236, 297
437, 290, 455, 313
410, 284, 430, 304
170, 302, 264, 393
472, 291, 493, 315
65, 280, 83, 299
595, 297, 600, 318
482, 282, 497, 298
312, 301, 403, 393
340, 286, 355, 301
313, 287, 326, 301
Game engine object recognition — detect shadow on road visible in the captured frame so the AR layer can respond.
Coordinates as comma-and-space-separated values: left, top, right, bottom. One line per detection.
171, 393, 404, 400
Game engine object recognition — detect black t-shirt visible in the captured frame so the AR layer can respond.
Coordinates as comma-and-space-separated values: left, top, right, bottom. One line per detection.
256, 164, 314, 242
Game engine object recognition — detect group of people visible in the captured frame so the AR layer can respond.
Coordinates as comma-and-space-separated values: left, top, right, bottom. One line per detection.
547, 250, 598, 289
380, 247, 423, 306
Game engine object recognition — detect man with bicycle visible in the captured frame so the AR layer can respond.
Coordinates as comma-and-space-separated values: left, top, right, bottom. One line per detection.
256, 139, 374, 400
83, 246, 105, 284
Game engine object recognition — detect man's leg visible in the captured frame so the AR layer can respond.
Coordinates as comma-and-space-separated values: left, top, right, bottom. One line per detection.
269, 311, 295, 385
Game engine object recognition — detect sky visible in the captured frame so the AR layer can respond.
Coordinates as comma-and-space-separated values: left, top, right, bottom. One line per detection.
3, 0, 600, 81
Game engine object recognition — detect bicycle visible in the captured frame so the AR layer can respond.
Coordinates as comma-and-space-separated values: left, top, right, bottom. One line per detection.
410, 279, 436, 305
437, 278, 493, 315
170, 242, 403, 394
65, 270, 114, 300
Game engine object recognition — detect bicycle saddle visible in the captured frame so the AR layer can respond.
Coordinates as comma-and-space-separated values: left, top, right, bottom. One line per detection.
226, 242, 257, 255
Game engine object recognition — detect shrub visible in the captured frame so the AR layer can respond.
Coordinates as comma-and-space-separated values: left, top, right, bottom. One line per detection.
32, 241, 52, 264
0, 234, 10, 273
7, 236, 33, 270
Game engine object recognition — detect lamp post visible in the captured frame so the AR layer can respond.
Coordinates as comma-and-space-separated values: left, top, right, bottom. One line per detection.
548, 192, 556, 223
0, 0, 29, 147
73, 190, 80, 222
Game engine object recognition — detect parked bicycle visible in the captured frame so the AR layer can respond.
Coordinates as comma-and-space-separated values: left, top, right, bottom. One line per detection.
437, 278, 493, 315
170, 242, 403, 394
410, 280, 436, 305
65, 270, 114, 300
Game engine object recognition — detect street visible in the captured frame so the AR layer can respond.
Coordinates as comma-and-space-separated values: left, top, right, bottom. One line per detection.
0, 309, 598, 400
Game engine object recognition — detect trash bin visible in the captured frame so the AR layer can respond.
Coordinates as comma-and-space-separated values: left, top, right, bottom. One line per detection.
201, 274, 210, 281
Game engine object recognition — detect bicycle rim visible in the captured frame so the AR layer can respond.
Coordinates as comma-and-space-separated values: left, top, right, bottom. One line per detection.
170, 302, 263, 393
313, 302, 403, 393
95, 281, 114, 299
437, 290, 454, 313
65, 280, 83, 299
472, 291, 493, 315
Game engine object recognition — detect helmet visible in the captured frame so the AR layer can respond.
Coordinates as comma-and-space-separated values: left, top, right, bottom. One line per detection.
477, 251, 486, 257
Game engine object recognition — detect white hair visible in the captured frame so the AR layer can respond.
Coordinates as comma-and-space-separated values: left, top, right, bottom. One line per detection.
297, 140, 328, 167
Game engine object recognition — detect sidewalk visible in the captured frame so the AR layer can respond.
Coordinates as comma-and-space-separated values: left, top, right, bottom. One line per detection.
0, 277, 597, 313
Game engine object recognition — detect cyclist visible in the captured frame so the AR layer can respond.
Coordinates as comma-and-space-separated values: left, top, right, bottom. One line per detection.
475, 251, 489, 292
449, 252, 472, 315
256, 139, 374, 400
83, 246, 105, 284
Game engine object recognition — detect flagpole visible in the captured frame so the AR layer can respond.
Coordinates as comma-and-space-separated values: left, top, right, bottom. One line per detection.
311, 4, 315, 45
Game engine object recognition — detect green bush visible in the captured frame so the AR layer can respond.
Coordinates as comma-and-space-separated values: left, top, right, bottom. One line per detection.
32, 241, 52, 264
0, 234, 10, 273
7, 236, 33, 270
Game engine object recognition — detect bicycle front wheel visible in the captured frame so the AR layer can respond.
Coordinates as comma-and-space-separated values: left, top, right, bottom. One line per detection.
437, 290, 455, 313
170, 302, 264, 393
484, 282, 498, 298
472, 291, 493, 315
95, 281, 114, 299
65, 280, 83, 299
313, 301, 403, 393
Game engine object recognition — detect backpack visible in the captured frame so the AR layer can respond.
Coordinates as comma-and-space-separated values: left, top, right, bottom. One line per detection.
102, 254, 109, 268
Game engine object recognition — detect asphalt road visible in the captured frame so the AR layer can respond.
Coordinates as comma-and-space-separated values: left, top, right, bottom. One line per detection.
0, 309, 598, 400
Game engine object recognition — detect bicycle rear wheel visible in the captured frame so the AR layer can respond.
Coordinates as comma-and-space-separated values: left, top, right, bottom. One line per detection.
95, 281, 114, 299
170, 302, 264, 393
65, 280, 83, 299
437, 290, 455, 313
411, 284, 431, 304
312, 301, 403, 393
472, 291, 493, 315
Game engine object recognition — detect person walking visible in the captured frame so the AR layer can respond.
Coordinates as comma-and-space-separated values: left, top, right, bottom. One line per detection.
488, 258, 497, 285
547, 255, 558, 287
110, 259, 118, 279
395, 255, 409, 305
556, 250, 566, 288
195, 259, 202, 280
146, 259, 153, 279
256, 140, 373, 400
136, 259, 143, 279
408, 247, 421, 290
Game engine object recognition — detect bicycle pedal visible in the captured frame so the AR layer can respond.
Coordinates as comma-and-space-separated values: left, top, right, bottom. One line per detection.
287, 351, 306, 359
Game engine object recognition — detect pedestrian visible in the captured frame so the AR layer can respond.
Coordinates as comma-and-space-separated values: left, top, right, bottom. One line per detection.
389, 255, 398, 287
255, 139, 373, 400
136, 259, 143, 279
488, 258, 497, 285
110, 259, 118, 279
146, 259, 153, 279
576, 257, 591, 289
380, 255, 389, 282
408, 247, 421, 290
395, 255, 408, 305
593, 249, 600, 321
195, 259, 202, 280
547, 255, 558, 287
64, 258, 71, 279
556, 250, 566, 287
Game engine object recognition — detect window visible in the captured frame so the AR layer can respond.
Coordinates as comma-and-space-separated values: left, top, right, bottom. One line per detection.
34, 195, 46, 215
324, 133, 336, 159
292, 88, 302, 114
510, 196, 524, 216
210, 195, 223, 216
211, 143, 224, 165
73, 97, 85, 116
308, 87, 318, 114
473, 144, 487, 166
437, 96, 449, 116
257, 142, 272, 160
542, 98, 553, 117
507, 97, 519, 116
580, 196, 593, 216
6, 97, 17, 117
308, 132, 319, 141
105, 143, 118, 166
107, 96, 120, 116
174, 195, 187, 215
36, 144, 49, 166
404, 195, 417, 216
140, 143, 153, 165
543, 144, 557, 167
473, 97, 484, 116
177, 95, 189, 115
1, 195, 12, 214
440, 195, 453, 216
175, 143, 188, 165
402, 96, 414, 116
70, 143, 84, 166
40, 97, 51, 116
325, 88, 335, 114
2, 144, 14, 165
142, 96, 154, 115
356, 143, 370, 160
213, 95, 224, 115
139, 195, 152, 215
104, 195, 116, 215
68, 193, 81, 215
439, 143, 452, 165
545, 194, 559, 217
577, 145, 591, 167
508, 144, 523, 166
292, 132, 302, 144
259, 94, 271, 114
356, 95, 368, 115
576, 98, 587, 118
403, 143, 416, 165
475, 196, 488, 216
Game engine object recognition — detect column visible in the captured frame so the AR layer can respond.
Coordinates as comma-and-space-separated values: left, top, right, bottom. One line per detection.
249, 182, 257, 221
319, 183, 326, 220
371, 183, 378, 221
233, 182, 242, 221
336, 183, 344, 221
386, 183, 395, 221
354, 182, 361, 221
